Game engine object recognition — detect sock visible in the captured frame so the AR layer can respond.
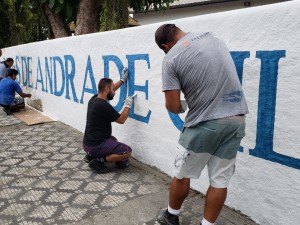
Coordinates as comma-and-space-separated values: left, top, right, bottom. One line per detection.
167, 205, 180, 216
201, 218, 214, 225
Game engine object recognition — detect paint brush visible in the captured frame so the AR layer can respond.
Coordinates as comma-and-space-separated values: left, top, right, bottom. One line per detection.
123, 93, 137, 102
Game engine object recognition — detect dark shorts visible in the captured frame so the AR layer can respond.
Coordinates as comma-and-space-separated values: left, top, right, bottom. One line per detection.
83, 136, 132, 159
1, 97, 25, 111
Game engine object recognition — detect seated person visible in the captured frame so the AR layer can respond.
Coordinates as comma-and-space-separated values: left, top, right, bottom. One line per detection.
0, 69, 32, 115
0, 58, 14, 81
83, 68, 135, 174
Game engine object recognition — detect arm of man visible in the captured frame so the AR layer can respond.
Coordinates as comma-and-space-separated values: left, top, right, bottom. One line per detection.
18, 92, 32, 98
14, 82, 31, 98
113, 80, 124, 91
115, 95, 133, 124
114, 67, 128, 91
165, 89, 183, 114
115, 107, 130, 124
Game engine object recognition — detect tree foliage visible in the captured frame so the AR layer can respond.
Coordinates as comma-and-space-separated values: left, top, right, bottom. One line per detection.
0, 0, 177, 47
41, 0, 78, 23
0, 0, 11, 47
0, 0, 48, 48
100, 0, 129, 32
130, 0, 177, 12
41, 0, 177, 37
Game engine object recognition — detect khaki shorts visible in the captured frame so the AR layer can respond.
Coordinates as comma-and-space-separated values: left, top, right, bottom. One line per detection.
174, 116, 245, 188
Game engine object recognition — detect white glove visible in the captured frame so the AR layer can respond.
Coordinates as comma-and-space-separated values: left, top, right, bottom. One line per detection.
121, 67, 128, 82
124, 96, 133, 108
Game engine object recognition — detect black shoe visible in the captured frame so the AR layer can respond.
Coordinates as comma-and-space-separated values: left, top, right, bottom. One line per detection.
83, 154, 94, 163
89, 158, 111, 174
157, 209, 180, 225
3, 108, 12, 115
115, 160, 129, 169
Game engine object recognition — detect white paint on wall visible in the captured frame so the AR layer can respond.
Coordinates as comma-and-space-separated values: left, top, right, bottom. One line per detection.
1, 1, 300, 224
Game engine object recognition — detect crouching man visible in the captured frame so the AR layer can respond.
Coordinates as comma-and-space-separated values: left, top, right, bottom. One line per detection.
83, 68, 135, 174
0, 69, 32, 115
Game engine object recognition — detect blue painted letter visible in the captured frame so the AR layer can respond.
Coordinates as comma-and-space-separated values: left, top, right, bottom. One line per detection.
53, 56, 65, 96
36, 57, 45, 91
230, 51, 250, 84
126, 54, 152, 123
64, 55, 78, 102
250, 50, 300, 170
103, 55, 125, 111
230, 51, 250, 152
27, 57, 33, 88
15, 56, 21, 84
21, 56, 27, 86
45, 57, 53, 94
80, 55, 97, 104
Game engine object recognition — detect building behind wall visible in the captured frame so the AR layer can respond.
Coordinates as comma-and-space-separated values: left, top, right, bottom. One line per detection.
132, 0, 290, 25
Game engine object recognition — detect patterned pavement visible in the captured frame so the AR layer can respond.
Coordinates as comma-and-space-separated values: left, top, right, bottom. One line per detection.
0, 109, 22, 127
0, 111, 258, 225
0, 119, 163, 225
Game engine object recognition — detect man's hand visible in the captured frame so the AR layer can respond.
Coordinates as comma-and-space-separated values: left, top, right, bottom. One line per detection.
19, 92, 32, 98
124, 95, 133, 108
180, 100, 187, 113
121, 67, 128, 82
116, 94, 136, 124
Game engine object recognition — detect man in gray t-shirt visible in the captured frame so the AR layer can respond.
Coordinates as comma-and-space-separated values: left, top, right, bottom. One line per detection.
162, 31, 248, 127
0, 58, 14, 81
155, 24, 248, 225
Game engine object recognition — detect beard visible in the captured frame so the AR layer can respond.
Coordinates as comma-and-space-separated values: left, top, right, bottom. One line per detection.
107, 90, 114, 100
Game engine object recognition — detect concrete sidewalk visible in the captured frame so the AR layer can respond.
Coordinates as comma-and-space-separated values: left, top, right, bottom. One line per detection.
0, 109, 258, 225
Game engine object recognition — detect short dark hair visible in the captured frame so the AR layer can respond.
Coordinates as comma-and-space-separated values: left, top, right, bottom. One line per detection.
7, 69, 18, 77
5, 58, 14, 63
98, 78, 113, 93
155, 24, 180, 48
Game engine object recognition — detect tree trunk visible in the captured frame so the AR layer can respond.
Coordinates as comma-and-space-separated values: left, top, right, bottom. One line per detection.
75, 0, 103, 35
41, 3, 71, 38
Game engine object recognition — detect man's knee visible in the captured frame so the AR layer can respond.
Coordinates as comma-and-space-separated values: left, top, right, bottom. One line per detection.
207, 186, 227, 199
170, 177, 190, 200
123, 151, 132, 158
172, 177, 190, 188
122, 145, 132, 156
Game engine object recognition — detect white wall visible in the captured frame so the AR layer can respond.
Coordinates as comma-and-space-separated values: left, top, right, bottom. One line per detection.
1, 1, 300, 224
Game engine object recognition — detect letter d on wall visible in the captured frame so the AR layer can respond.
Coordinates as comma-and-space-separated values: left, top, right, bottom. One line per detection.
53, 56, 65, 96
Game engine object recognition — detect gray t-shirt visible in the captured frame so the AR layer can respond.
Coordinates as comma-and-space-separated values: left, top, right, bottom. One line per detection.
0, 62, 9, 79
162, 32, 248, 127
